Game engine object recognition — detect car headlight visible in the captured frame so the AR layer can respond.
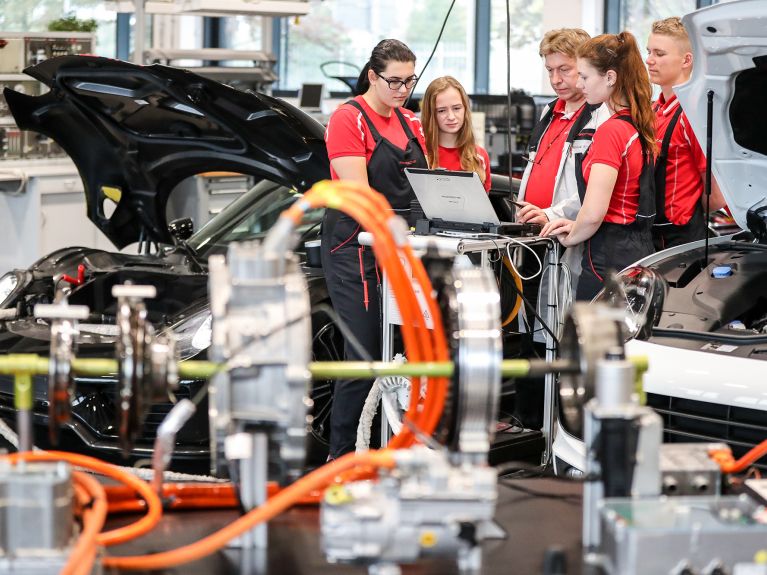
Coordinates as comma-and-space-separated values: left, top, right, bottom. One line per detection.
593, 266, 666, 341
0, 270, 28, 310
164, 307, 212, 361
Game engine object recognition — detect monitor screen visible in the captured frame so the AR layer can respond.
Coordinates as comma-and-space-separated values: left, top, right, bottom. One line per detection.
299, 83, 324, 109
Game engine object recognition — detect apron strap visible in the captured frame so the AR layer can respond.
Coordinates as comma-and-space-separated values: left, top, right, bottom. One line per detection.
345, 99, 383, 142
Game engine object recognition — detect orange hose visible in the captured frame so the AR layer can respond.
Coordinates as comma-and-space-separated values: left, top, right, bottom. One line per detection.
102, 450, 396, 571
337, 183, 450, 440
293, 182, 442, 443
104, 482, 321, 513
4, 451, 162, 547
710, 440, 767, 474
500, 256, 523, 327
64, 470, 107, 575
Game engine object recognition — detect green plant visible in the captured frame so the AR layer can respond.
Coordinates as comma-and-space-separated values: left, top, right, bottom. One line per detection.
47, 15, 97, 33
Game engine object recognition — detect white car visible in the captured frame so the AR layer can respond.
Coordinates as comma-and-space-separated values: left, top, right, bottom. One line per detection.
553, 0, 767, 475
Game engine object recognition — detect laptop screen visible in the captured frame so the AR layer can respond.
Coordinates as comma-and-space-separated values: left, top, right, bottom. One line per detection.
405, 168, 500, 226
298, 83, 324, 110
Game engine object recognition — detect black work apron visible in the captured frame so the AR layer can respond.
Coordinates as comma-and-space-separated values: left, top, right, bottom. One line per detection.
320, 100, 427, 457
653, 201, 706, 250
574, 125, 654, 301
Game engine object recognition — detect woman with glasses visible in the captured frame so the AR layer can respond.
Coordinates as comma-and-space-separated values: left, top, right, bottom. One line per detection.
541, 31, 656, 300
321, 39, 427, 459
420, 76, 491, 191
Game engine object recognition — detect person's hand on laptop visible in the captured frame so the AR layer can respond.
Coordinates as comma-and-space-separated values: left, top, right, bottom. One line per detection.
515, 201, 549, 225
540, 217, 575, 246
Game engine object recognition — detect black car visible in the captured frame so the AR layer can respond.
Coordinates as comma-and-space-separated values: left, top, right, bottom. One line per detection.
0, 56, 521, 471
0, 56, 340, 471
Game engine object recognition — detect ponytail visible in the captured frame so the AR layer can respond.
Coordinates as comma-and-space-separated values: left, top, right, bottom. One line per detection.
578, 31, 656, 155
354, 62, 371, 96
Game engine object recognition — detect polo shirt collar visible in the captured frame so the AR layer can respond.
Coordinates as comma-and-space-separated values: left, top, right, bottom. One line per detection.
554, 98, 584, 120
656, 92, 681, 115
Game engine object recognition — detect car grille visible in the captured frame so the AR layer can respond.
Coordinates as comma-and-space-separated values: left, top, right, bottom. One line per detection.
647, 392, 767, 468
85, 381, 209, 446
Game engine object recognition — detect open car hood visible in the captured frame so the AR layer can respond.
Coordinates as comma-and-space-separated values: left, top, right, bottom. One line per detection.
677, 0, 767, 233
4, 56, 330, 249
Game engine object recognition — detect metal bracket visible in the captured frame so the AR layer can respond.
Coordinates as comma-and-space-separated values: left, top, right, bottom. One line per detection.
34, 302, 89, 445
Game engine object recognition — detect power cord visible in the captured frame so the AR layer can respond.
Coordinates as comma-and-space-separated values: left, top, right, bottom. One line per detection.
406, 0, 457, 105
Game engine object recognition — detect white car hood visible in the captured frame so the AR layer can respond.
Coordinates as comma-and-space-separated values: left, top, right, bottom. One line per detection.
627, 339, 767, 410
677, 0, 767, 232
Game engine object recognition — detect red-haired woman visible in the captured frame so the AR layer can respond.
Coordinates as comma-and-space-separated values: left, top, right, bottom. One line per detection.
421, 76, 491, 191
541, 31, 656, 300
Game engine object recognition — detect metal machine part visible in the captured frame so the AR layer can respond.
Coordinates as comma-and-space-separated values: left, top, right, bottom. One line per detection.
208, 239, 311, 481
321, 447, 499, 575
581, 351, 663, 552
113, 284, 179, 455
373, 264, 502, 460
598, 496, 767, 575
0, 461, 82, 574
580, 320, 767, 574
659, 443, 726, 497
443, 265, 502, 461
558, 303, 626, 439
33, 302, 89, 445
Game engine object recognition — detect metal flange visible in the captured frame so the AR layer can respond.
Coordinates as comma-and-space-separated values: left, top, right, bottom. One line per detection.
382, 261, 503, 459
34, 302, 90, 445
558, 303, 626, 438
112, 284, 165, 456
443, 265, 502, 459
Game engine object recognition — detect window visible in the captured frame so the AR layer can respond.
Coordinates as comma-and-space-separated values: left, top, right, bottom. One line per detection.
279, 0, 476, 94
221, 15, 264, 52
488, 0, 544, 95
0, 0, 116, 58
619, 0, 698, 50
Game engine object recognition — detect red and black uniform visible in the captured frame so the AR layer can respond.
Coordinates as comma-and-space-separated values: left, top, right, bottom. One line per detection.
434, 144, 492, 192
652, 93, 707, 249
575, 112, 655, 300
322, 95, 427, 458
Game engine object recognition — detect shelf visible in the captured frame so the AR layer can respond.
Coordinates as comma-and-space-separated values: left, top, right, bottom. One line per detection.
105, 0, 310, 17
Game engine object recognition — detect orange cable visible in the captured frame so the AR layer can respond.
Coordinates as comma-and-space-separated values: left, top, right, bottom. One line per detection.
710, 439, 767, 474
64, 470, 107, 575
4, 451, 162, 547
298, 183, 437, 441
101, 450, 396, 571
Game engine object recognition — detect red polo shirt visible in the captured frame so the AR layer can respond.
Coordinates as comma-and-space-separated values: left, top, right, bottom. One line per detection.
525, 99, 584, 208
654, 93, 707, 225
435, 144, 492, 192
324, 96, 426, 180
582, 112, 644, 225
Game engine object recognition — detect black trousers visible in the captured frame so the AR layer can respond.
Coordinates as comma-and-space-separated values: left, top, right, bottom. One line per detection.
652, 204, 706, 251
578, 222, 654, 301
323, 243, 381, 458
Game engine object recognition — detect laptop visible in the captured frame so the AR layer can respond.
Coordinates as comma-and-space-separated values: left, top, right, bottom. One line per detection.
404, 168, 540, 236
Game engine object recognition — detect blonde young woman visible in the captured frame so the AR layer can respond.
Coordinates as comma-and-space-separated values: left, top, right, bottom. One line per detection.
421, 76, 491, 191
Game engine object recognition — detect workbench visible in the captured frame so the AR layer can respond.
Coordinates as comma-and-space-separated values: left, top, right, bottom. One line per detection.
104, 478, 583, 575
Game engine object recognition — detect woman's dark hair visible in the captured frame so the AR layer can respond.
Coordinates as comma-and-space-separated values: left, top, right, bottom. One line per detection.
354, 39, 416, 96
577, 31, 656, 155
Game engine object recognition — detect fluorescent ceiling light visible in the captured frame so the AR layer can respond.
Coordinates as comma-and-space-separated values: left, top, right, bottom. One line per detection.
104, 0, 310, 16
181, 0, 309, 16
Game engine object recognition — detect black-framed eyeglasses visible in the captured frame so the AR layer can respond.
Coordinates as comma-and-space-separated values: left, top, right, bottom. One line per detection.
375, 71, 418, 91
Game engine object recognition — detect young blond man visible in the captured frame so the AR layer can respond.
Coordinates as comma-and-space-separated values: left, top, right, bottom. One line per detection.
647, 17, 725, 249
